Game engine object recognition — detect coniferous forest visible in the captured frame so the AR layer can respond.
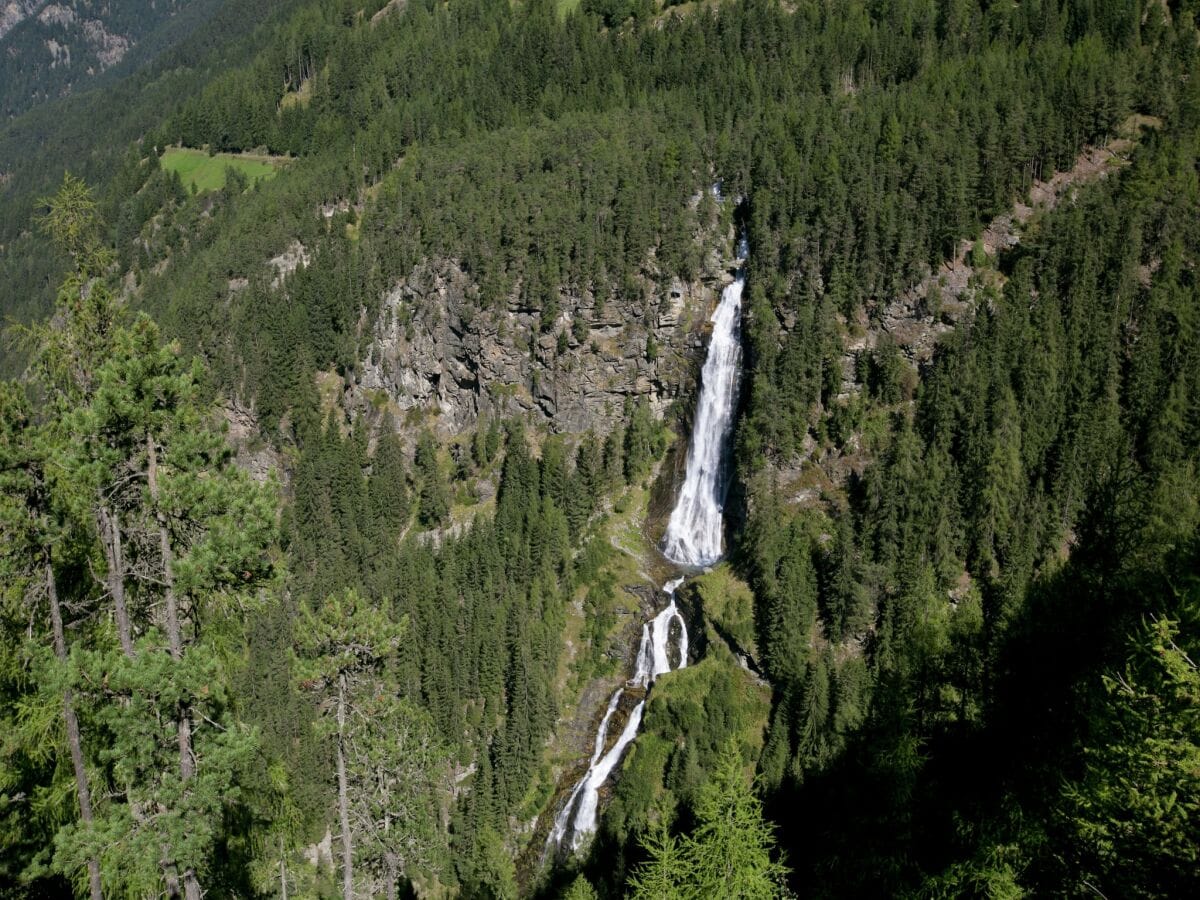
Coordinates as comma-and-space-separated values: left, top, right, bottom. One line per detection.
0, 1, 1197, 898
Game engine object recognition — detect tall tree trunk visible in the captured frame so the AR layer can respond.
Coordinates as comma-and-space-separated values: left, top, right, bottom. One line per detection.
280, 835, 288, 900
45, 556, 104, 900
97, 503, 156, 891
96, 503, 133, 657
385, 853, 398, 900
337, 673, 353, 900
147, 435, 201, 900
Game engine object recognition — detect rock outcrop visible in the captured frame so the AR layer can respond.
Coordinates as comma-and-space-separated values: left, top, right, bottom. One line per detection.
837, 127, 1152, 396
0, 1, 44, 42
351, 243, 736, 438
0, 0, 194, 116
221, 400, 281, 486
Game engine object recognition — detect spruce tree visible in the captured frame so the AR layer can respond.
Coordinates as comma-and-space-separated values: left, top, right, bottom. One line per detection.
414, 431, 450, 528
628, 743, 790, 898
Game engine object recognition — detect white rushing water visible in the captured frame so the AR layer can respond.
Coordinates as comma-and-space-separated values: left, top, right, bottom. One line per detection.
659, 242, 747, 567
545, 235, 746, 858
545, 579, 689, 854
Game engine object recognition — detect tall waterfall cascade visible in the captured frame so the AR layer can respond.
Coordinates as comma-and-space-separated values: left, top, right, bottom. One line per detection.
545, 235, 746, 857
660, 238, 747, 567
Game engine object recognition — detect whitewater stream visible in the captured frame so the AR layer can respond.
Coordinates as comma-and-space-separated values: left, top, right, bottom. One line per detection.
660, 236, 746, 567
545, 237, 746, 857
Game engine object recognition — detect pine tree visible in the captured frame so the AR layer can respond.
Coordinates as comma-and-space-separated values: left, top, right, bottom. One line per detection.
58, 316, 278, 900
297, 589, 405, 900
0, 385, 104, 899
342, 693, 449, 899
414, 431, 450, 528
17, 177, 280, 899
628, 743, 790, 898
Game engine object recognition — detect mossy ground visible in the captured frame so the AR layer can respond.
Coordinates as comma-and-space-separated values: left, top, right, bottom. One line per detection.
688, 563, 758, 661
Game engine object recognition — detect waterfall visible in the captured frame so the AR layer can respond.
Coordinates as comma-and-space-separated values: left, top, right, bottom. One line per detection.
544, 688, 624, 851
545, 234, 745, 859
544, 579, 688, 855
660, 240, 747, 567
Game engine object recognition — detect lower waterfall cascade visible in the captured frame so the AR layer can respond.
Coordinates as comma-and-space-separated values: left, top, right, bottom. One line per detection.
544, 236, 746, 857
544, 577, 688, 854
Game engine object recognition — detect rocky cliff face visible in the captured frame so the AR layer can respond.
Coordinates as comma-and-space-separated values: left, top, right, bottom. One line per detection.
0, 0, 213, 116
350, 240, 738, 439
0, 0, 43, 42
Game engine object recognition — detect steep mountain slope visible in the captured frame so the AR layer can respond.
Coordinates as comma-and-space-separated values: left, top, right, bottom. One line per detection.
0, 0, 307, 369
0, 0, 224, 118
0, 1, 1196, 898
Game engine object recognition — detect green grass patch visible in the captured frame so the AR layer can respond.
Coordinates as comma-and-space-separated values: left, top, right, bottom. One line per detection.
605, 651, 770, 840
161, 147, 282, 193
688, 564, 758, 660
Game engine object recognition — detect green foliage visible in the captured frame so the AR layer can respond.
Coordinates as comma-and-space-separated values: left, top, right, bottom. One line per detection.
606, 653, 771, 849
623, 397, 664, 484
563, 873, 599, 900
740, 72, 1200, 898
414, 430, 450, 528
296, 589, 450, 894
628, 742, 790, 899
1, 1, 1198, 896
626, 822, 685, 900
1, 176, 281, 898
283, 406, 638, 888
689, 566, 758, 662
458, 826, 518, 900
1064, 611, 1200, 897
57, 643, 263, 895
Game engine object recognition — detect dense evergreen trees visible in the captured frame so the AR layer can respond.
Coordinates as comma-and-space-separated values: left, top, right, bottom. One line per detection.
1, 179, 280, 897
737, 88, 1200, 896
297, 589, 449, 899
279, 393, 667, 889
0, 0, 1152, 434
2, 0, 1198, 897
0, 175, 664, 896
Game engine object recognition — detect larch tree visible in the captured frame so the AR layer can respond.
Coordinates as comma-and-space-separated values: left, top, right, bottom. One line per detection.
20, 175, 281, 899
627, 821, 687, 900
0, 385, 104, 899
628, 742, 791, 899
